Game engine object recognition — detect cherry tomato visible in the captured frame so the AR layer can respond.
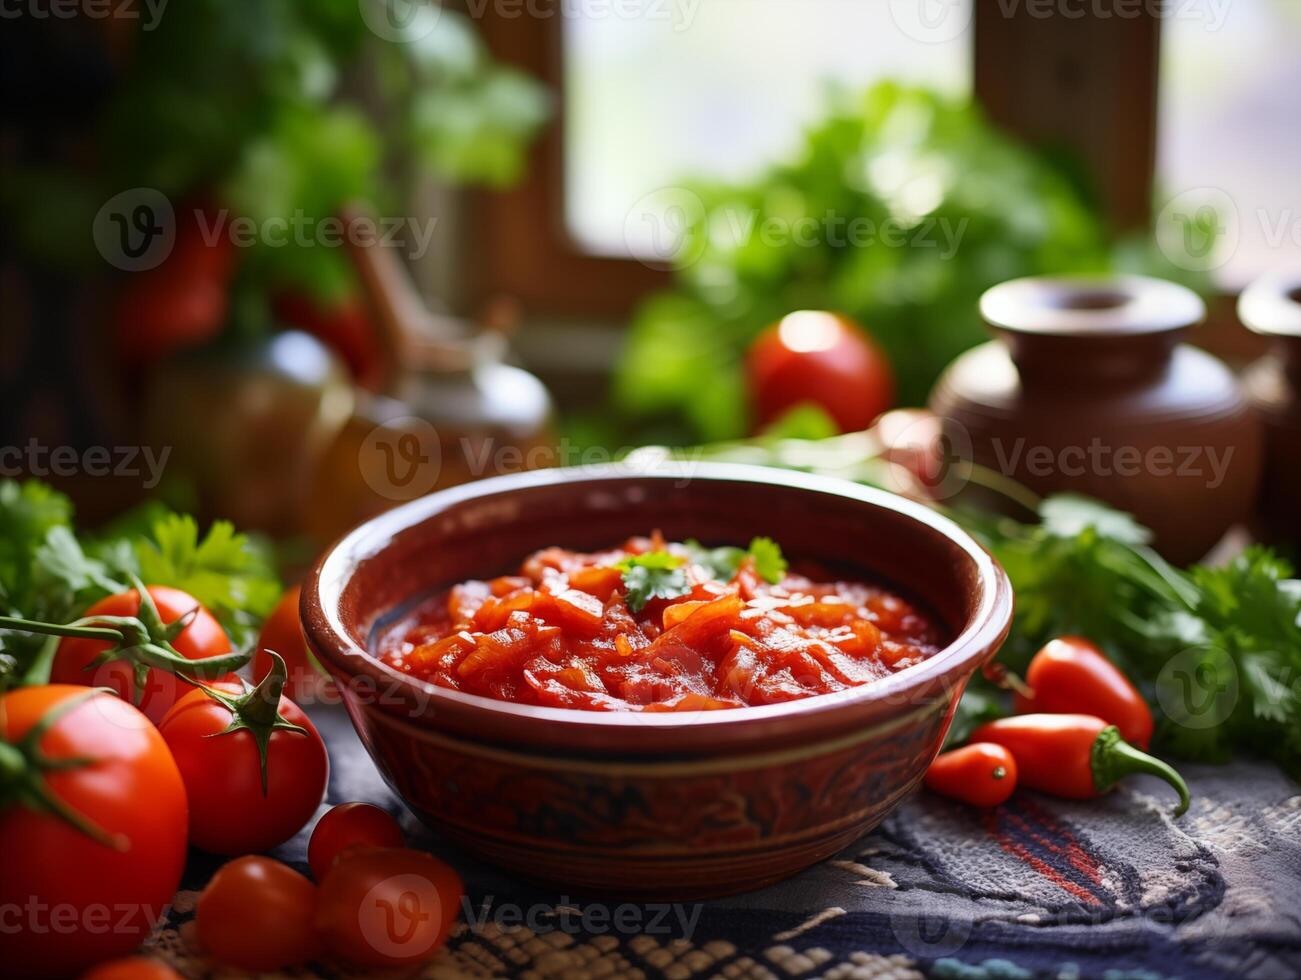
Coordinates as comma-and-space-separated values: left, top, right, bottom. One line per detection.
924, 742, 1018, 807
196, 857, 317, 972
309, 803, 405, 881
747, 311, 895, 433
80, 956, 183, 980
1014, 636, 1154, 749
315, 848, 463, 969
49, 586, 234, 723
253, 586, 334, 706
158, 675, 328, 855
0, 686, 188, 979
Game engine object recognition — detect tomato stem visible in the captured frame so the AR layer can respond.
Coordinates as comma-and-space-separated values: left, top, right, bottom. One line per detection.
0, 688, 128, 849
0, 580, 250, 708
0, 616, 124, 643
1091, 725, 1190, 817
0, 741, 24, 784
186, 651, 307, 796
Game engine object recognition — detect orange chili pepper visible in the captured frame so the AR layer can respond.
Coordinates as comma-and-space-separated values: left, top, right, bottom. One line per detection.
924, 742, 1018, 808
1014, 637, 1154, 748
970, 714, 1189, 816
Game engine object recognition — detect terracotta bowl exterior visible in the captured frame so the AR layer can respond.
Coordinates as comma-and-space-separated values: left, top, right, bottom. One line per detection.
302, 464, 1012, 898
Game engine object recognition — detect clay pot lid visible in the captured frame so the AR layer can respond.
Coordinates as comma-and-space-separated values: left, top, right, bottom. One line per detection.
1239, 274, 1301, 338
980, 275, 1205, 338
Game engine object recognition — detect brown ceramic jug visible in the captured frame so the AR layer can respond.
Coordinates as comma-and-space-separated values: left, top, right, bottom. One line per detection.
1239, 275, 1301, 551
929, 275, 1261, 564
303, 206, 554, 546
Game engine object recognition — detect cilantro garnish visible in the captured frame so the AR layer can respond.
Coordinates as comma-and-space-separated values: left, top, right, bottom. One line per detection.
684, 537, 788, 584
746, 536, 789, 584
614, 551, 689, 613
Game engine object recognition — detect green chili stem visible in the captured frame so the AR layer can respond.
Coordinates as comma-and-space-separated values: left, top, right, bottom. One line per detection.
1092, 725, 1191, 817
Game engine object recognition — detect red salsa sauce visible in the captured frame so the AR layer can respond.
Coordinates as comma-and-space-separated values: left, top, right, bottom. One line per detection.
381, 534, 945, 712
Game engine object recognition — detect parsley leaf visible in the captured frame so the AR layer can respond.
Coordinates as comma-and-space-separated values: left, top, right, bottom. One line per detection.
1039, 494, 1152, 546
975, 494, 1301, 779
614, 551, 689, 613
682, 541, 746, 580
0, 480, 75, 609
747, 537, 788, 584
129, 514, 281, 653
35, 527, 123, 599
684, 537, 788, 584
0, 483, 124, 685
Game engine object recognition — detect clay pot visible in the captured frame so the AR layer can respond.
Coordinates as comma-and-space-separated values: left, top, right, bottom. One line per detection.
929, 275, 1261, 564
1239, 275, 1301, 550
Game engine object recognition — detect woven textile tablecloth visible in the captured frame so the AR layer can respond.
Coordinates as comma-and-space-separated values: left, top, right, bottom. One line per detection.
144, 707, 1301, 980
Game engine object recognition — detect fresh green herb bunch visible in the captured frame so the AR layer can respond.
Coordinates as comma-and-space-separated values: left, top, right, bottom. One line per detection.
0, 481, 281, 690
2, 0, 548, 302
968, 496, 1301, 778
612, 82, 1110, 443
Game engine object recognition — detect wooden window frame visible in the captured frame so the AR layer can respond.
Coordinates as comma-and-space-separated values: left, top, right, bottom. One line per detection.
469, 0, 1257, 358
468, 3, 668, 319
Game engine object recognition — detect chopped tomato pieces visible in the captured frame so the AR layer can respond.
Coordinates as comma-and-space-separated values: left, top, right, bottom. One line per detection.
381, 536, 942, 712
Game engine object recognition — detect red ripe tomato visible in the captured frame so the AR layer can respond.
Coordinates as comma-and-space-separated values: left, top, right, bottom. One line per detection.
0, 686, 188, 979
314, 848, 463, 969
253, 586, 334, 706
158, 678, 328, 855
114, 202, 236, 366
746, 311, 895, 433
272, 291, 382, 390
196, 857, 317, 972
308, 803, 405, 881
80, 956, 182, 980
49, 586, 234, 723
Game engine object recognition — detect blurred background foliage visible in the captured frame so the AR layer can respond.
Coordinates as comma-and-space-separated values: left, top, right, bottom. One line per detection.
1, 0, 549, 306
603, 83, 1207, 447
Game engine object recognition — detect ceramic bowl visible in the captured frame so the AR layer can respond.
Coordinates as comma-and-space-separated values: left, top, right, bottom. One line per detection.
302, 464, 1012, 898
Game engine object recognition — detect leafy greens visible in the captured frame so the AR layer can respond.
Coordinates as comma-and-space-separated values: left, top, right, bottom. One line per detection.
616, 538, 790, 613
965, 496, 1301, 778
0, 480, 281, 689
614, 552, 689, 614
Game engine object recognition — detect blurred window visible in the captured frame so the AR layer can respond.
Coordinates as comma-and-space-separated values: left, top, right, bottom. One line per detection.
1158, 0, 1301, 286
561, 0, 972, 259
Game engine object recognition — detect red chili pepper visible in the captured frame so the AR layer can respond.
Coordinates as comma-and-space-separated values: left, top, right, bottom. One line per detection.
1014, 636, 1154, 748
924, 743, 1018, 808
970, 714, 1189, 816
